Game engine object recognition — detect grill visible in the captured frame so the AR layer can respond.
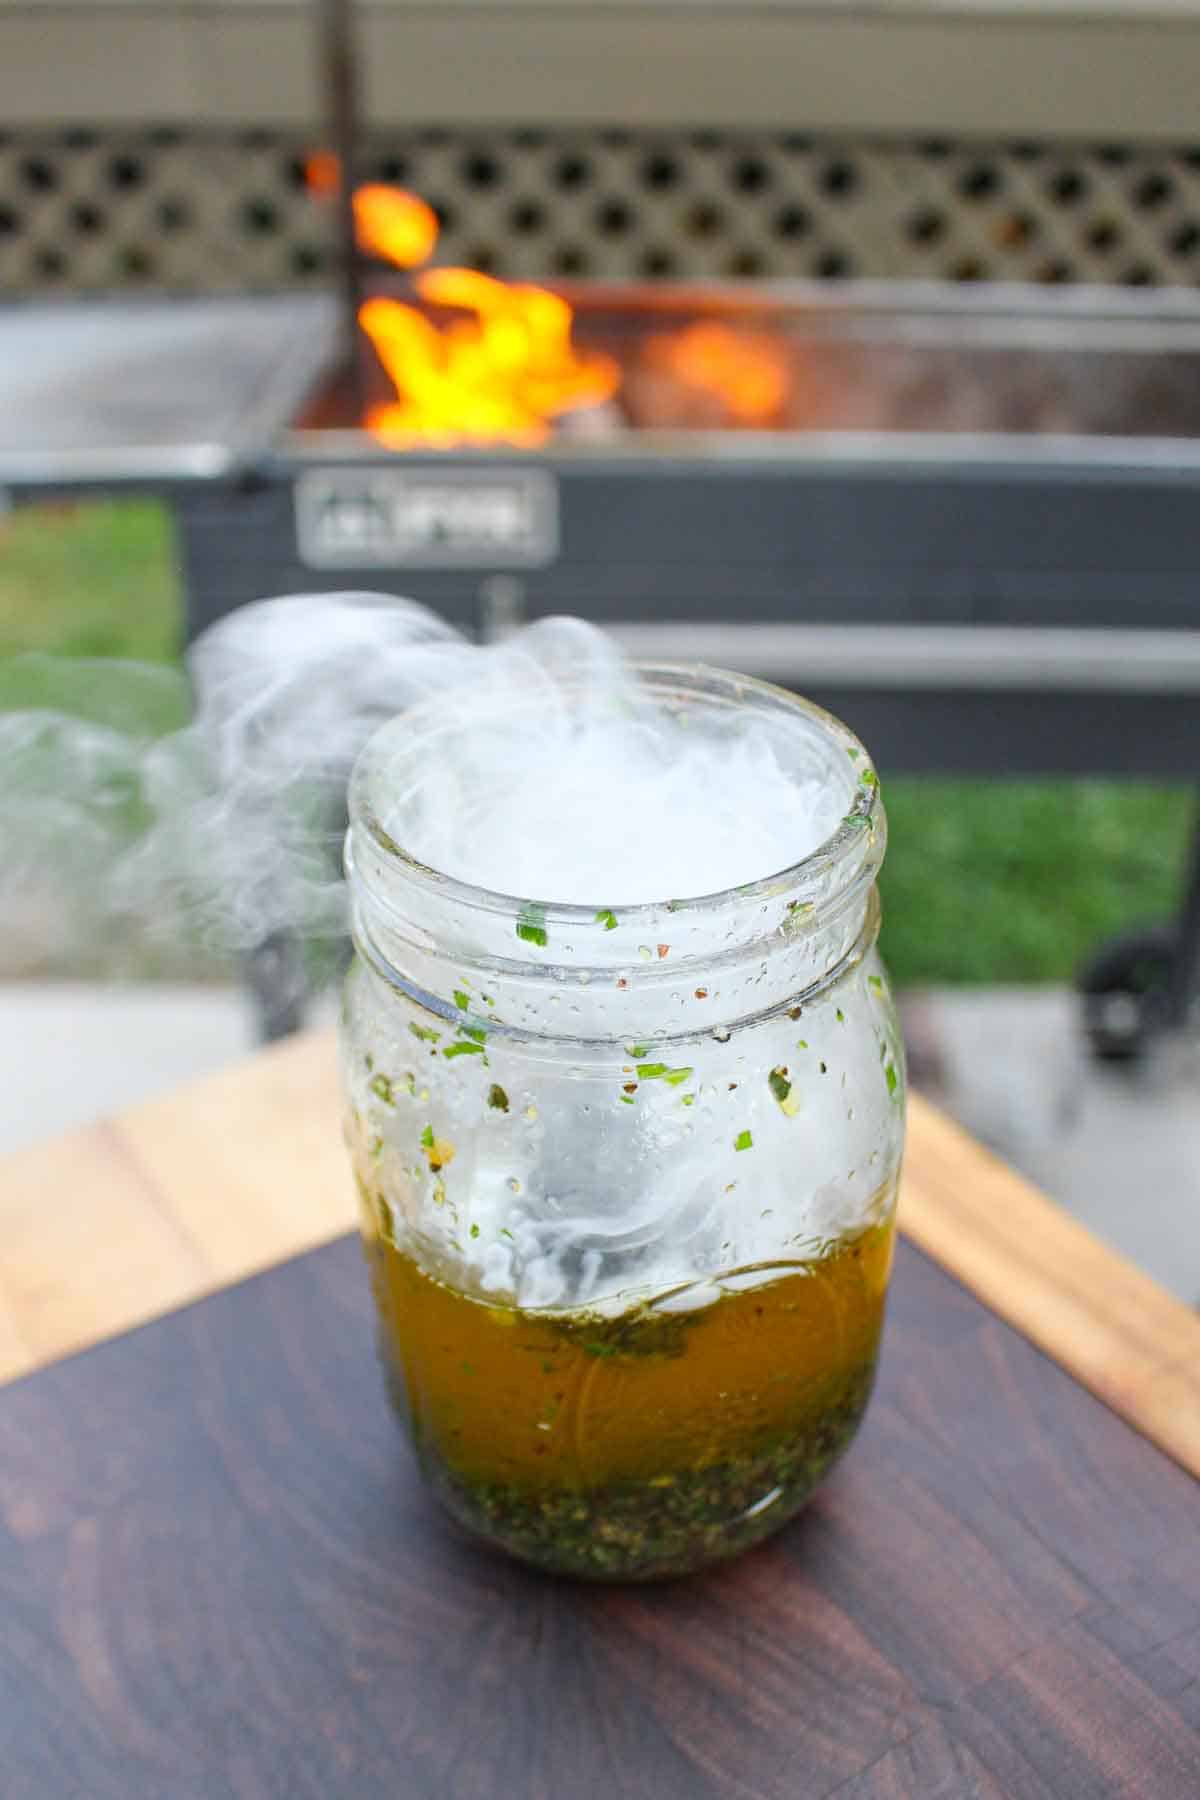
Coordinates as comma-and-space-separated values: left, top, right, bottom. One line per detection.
185, 278, 1200, 794
5, 277, 1200, 783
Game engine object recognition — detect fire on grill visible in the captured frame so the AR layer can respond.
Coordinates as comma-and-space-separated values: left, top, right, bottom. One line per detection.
297, 166, 1200, 450
301, 164, 817, 444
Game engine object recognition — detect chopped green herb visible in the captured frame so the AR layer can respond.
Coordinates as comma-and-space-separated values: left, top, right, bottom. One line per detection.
886, 1063, 899, 1098
734, 1129, 754, 1152
868, 975, 883, 993
420, 1124, 434, 1149
453, 989, 470, 1011
819, 1061, 828, 1075
862, 768, 879, 788
409, 1022, 441, 1044
841, 813, 869, 831
681, 1094, 696, 1107
368, 1134, 384, 1160
487, 1084, 510, 1112
847, 747, 861, 761
836, 1008, 846, 1023
364, 1053, 375, 1072
783, 900, 815, 938
517, 902, 548, 948
443, 1041, 485, 1059
636, 1063, 694, 1085
626, 1043, 651, 1060
499, 1227, 514, 1242
459, 1023, 488, 1044
769, 1067, 801, 1118
797, 1039, 809, 1049
481, 993, 496, 1006
619, 1093, 636, 1105
469, 1223, 481, 1239
595, 908, 619, 931
368, 1072, 396, 1105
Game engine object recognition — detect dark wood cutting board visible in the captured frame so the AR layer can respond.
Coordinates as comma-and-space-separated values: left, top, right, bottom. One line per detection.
1, 1236, 1197, 1800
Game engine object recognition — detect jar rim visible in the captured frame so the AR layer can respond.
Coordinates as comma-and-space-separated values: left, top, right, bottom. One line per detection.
348, 661, 881, 933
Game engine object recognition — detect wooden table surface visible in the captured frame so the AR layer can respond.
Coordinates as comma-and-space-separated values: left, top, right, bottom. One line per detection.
2, 1027, 1198, 1480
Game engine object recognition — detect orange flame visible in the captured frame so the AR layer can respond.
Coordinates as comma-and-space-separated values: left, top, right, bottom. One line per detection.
643, 321, 789, 427
353, 184, 439, 271
346, 184, 618, 447
304, 150, 341, 197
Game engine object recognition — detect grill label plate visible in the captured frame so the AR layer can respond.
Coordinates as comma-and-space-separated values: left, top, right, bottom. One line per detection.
295, 466, 558, 568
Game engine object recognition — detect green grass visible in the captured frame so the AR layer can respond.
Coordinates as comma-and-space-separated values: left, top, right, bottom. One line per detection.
0, 498, 181, 664
0, 498, 1193, 986
879, 780, 1192, 985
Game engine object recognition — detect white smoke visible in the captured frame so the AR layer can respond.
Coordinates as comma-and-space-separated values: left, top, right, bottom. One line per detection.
0, 592, 847, 972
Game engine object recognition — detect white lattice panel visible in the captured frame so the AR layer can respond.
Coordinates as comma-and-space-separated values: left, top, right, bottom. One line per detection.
1, 127, 1198, 295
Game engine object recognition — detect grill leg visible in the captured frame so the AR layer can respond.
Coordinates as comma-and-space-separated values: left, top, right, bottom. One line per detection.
1166, 793, 1200, 1033
245, 932, 310, 1044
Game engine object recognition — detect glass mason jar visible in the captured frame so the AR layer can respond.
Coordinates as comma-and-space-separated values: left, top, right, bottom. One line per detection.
341, 665, 905, 1579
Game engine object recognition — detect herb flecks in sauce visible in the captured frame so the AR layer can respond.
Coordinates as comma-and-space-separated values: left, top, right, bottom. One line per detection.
361, 1203, 895, 1579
